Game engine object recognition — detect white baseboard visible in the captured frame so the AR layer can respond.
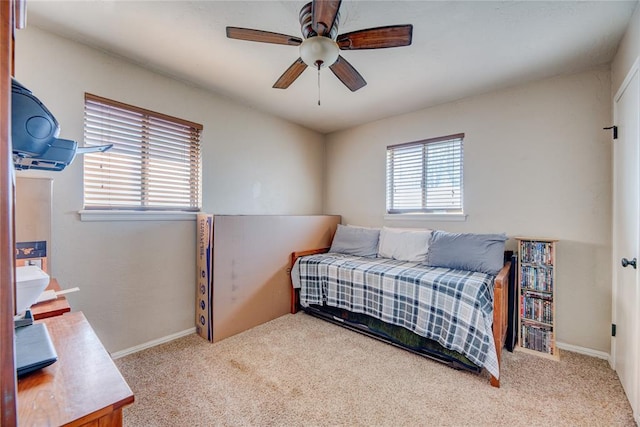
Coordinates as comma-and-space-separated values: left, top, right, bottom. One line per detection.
110, 327, 196, 360
556, 341, 610, 360
110, 332, 610, 362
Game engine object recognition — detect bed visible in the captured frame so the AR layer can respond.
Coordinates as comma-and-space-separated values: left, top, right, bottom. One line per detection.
289, 226, 511, 387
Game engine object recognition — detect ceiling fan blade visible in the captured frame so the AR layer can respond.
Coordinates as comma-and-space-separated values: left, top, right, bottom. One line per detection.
337, 25, 413, 50
226, 27, 302, 46
312, 0, 342, 36
273, 58, 308, 89
329, 56, 366, 92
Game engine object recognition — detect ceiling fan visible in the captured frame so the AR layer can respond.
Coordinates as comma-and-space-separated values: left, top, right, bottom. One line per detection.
226, 0, 413, 92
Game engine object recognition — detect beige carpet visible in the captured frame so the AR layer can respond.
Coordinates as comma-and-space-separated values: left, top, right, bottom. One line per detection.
115, 312, 636, 426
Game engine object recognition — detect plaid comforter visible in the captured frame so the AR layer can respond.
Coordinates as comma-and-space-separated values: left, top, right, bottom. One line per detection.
297, 253, 499, 378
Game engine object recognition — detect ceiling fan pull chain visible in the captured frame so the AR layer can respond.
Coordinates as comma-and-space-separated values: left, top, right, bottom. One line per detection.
317, 62, 322, 106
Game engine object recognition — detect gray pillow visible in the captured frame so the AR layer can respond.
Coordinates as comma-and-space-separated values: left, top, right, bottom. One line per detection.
424, 230, 508, 275
329, 224, 380, 258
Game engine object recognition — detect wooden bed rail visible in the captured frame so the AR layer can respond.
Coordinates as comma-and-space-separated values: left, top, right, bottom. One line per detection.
289, 249, 511, 388
490, 260, 511, 388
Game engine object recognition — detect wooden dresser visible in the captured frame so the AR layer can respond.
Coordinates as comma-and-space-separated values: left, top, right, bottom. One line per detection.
17, 312, 134, 426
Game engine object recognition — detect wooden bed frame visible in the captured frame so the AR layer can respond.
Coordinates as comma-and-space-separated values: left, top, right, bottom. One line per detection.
290, 248, 510, 388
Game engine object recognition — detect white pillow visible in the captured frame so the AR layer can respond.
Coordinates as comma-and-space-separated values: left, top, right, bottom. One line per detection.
377, 227, 432, 262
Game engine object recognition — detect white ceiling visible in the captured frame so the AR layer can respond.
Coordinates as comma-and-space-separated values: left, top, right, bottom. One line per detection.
25, 0, 638, 134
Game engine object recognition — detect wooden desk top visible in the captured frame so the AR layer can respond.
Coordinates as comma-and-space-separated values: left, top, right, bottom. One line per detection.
30, 278, 71, 320
17, 312, 134, 426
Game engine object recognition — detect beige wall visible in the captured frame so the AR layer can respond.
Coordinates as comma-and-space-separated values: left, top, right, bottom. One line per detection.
12, 23, 622, 355
325, 68, 613, 353
14, 27, 325, 353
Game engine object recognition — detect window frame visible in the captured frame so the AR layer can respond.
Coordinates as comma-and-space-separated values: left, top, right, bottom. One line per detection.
386, 133, 465, 216
82, 93, 203, 214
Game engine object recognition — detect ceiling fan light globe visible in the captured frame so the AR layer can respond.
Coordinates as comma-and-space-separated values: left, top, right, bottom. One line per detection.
300, 36, 339, 69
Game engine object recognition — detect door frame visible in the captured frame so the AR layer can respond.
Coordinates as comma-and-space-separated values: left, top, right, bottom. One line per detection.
611, 56, 640, 423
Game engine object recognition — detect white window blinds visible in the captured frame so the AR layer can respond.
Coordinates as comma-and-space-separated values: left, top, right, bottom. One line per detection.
386, 133, 464, 214
83, 94, 202, 211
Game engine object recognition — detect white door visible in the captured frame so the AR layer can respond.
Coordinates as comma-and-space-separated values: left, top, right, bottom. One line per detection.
612, 60, 639, 422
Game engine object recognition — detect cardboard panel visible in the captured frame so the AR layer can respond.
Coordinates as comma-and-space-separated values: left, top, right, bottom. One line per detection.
196, 214, 340, 343
195, 214, 214, 341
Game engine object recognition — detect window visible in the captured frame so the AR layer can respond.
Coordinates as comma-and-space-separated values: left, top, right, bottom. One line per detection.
386, 133, 464, 214
83, 94, 202, 211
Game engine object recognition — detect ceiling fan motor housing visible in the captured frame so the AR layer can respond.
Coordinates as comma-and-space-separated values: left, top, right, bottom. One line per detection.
299, 2, 340, 39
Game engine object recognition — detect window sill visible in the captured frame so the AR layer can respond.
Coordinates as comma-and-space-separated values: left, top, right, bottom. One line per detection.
384, 213, 468, 222
79, 210, 199, 222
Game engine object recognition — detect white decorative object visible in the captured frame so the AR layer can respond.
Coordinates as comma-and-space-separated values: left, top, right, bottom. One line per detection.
15, 265, 49, 314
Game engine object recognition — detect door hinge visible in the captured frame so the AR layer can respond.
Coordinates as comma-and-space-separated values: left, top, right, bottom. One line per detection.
612, 323, 617, 337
